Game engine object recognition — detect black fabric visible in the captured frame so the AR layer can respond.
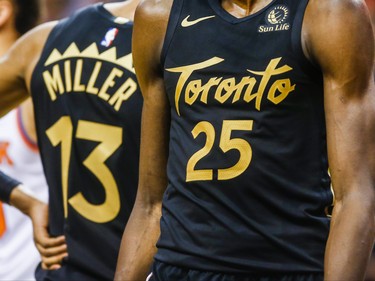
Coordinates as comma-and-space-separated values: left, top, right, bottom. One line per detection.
156, 0, 331, 274
35, 262, 99, 281
0, 170, 21, 203
151, 261, 324, 281
30, 4, 142, 280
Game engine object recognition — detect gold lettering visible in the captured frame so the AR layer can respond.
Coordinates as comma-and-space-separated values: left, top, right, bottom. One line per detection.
243, 84, 260, 104
87, 62, 102, 95
98, 68, 123, 101
247, 57, 293, 110
200, 77, 222, 104
166, 57, 224, 116
167, 57, 295, 113
185, 80, 202, 105
43, 53, 137, 110
64, 61, 72, 92
268, 79, 296, 105
109, 78, 138, 111
43, 65, 65, 101
233, 77, 257, 103
185, 77, 223, 105
73, 59, 85, 92
215, 78, 237, 104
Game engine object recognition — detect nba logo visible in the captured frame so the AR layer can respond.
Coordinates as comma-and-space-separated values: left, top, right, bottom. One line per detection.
101, 28, 119, 47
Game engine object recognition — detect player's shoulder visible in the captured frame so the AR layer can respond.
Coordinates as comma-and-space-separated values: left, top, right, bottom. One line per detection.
21, 21, 57, 47
133, 0, 175, 46
306, 0, 369, 22
35, 21, 57, 37
303, 0, 371, 47
308, 0, 367, 8
9, 21, 57, 66
25, 21, 58, 59
135, 0, 174, 21
303, 0, 373, 74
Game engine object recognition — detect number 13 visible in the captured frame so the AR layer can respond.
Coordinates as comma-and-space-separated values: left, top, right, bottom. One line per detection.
46, 117, 123, 223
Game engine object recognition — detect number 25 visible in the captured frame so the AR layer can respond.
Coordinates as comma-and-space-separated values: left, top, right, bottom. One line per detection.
187, 120, 253, 182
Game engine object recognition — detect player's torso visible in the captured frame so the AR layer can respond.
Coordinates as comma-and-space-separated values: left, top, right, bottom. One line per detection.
157, 0, 332, 274
0, 109, 48, 280
30, 5, 142, 280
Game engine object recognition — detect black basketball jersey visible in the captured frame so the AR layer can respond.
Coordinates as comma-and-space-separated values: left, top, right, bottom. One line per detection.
156, 0, 332, 274
30, 5, 142, 280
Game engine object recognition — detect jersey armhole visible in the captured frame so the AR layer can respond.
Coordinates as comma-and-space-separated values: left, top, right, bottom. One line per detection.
291, 0, 320, 74
160, 0, 184, 69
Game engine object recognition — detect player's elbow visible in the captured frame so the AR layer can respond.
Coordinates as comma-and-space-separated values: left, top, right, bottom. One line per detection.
334, 187, 375, 220
133, 185, 164, 217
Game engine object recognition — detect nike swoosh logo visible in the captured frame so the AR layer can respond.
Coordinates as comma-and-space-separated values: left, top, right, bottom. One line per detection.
181, 15, 216, 27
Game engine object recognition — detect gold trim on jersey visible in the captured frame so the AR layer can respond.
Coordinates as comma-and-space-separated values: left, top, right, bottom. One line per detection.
42, 43, 137, 111
44, 43, 134, 73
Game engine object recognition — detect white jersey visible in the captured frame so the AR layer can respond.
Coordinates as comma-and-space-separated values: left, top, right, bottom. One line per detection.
0, 108, 48, 281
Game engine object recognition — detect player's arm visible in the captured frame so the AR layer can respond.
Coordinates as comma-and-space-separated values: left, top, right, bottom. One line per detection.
114, 1, 172, 280
304, 1, 375, 279
0, 171, 67, 270
0, 22, 56, 117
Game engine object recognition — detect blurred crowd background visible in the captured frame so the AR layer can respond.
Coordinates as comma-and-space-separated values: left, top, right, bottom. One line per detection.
40, 0, 118, 21
36, 0, 375, 29
41, 0, 375, 23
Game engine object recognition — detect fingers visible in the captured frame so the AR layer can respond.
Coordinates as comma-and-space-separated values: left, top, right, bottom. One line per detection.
35, 232, 66, 248
41, 252, 68, 270
37, 238, 68, 271
34, 230, 68, 271
35, 240, 67, 257
42, 263, 61, 271
30, 202, 68, 271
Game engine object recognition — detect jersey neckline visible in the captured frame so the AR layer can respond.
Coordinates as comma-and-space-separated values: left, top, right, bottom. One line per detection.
208, 0, 278, 24
94, 3, 132, 28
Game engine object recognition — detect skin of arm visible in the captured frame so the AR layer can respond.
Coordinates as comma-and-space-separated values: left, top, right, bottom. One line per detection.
114, 1, 173, 280
0, 21, 68, 269
303, 0, 375, 279
0, 21, 55, 117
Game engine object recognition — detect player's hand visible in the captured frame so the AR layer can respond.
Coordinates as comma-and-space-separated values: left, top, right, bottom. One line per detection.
29, 200, 68, 270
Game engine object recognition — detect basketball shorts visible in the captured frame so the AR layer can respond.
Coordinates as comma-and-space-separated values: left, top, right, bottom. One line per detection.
148, 260, 324, 281
35, 263, 106, 281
